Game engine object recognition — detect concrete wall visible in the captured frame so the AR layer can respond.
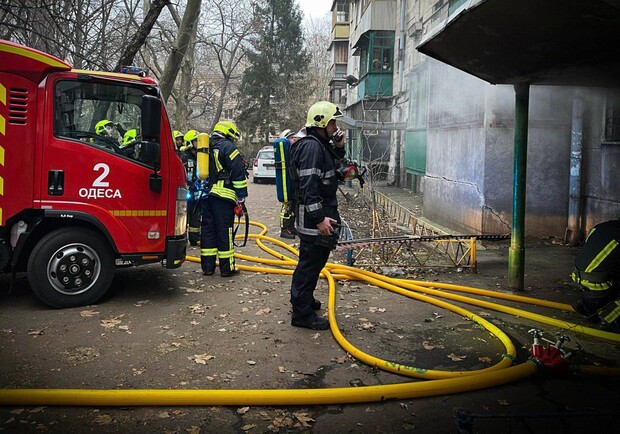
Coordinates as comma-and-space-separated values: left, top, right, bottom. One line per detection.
425, 126, 487, 233
423, 61, 575, 237
580, 90, 620, 232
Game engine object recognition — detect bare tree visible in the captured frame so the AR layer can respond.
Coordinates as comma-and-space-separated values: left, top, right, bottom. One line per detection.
198, 0, 256, 130
304, 15, 331, 102
114, 0, 169, 70
159, 0, 203, 102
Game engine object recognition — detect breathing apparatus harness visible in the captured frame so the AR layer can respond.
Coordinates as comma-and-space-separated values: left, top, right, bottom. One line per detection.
207, 132, 250, 247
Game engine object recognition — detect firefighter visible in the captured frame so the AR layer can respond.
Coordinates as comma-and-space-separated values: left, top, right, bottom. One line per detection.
121, 128, 139, 159
200, 121, 247, 277
95, 119, 115, 137
182, 129, 202, 246
277, 129, 298, 239
288, 101, 345, 330
95, 119, 126, 141
173, 130, 184, 156
571, 219, 620, 329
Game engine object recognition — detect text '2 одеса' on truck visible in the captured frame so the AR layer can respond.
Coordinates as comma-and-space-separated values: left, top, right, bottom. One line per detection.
0, 40, 188, 308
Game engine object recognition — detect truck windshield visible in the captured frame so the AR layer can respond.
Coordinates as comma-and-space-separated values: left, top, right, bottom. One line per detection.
54, 79, 157, 166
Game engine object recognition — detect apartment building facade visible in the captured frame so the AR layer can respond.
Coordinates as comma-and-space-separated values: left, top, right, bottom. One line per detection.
328, 0, 620, 238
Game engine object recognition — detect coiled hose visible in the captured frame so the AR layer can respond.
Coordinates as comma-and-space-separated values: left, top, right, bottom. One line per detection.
0, 221, 618, 407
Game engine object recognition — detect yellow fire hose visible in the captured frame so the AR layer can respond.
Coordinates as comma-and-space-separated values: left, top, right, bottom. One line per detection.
0, 221, 618, 407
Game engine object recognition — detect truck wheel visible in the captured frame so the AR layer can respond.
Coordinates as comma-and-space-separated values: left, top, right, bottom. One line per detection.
27, 228, 115, 308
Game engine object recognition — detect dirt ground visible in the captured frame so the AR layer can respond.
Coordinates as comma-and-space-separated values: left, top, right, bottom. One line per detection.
0, 179, 619, 434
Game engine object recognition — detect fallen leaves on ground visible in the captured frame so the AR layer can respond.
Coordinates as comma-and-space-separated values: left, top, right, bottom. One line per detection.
478, 357, 492, 363
94, 414, 113, 425
237, 407, 250, 415
100, 316, 123, 330
422, 341, 435, 350
80, 309, 100, 317
241, 424, 256, 431
192, 353, 215, 364
255, 308, 271, 316
447, 353, 466, 361
293, 412, 315, 427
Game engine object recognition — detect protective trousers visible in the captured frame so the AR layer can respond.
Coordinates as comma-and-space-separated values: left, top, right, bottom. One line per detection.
290, 237, 331, 320
200, 195, 235, 275
187, 198, 201, 246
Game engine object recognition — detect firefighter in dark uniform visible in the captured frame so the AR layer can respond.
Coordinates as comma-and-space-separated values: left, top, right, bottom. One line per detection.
289, 101, 345, 330
200, 121, 248, 277
571, 219, 620, 329
181, 129, 202, 246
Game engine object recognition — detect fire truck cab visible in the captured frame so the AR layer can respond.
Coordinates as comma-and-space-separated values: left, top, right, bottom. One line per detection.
0, 40, 188, 307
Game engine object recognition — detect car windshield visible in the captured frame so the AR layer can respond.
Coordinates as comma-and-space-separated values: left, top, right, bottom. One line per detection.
258, 151, 274, 160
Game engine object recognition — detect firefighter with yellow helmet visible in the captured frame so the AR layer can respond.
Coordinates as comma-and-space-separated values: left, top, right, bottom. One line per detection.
288, 101, 345, 330
173, 130, 184, 157
182, 129, 202, 246
200, 120, 248, 277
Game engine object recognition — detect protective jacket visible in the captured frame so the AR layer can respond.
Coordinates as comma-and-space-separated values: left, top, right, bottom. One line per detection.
289, 128, 344, 238
200, 133, 247, 275
208, 134, 248, 202
572, 219, 620, 292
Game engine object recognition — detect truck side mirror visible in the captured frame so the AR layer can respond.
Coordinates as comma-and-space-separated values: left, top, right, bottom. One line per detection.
140, 141, 160, 165
141, 95, 161, 142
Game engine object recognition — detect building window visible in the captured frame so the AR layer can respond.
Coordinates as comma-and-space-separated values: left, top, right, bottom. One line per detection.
334, 42, 349, 64
336, 1, 349, 22
368, 31, 394, 73
604, 93, 620, 142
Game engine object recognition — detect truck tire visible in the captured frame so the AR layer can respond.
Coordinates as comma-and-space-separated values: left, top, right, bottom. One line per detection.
27, 228, 115, 308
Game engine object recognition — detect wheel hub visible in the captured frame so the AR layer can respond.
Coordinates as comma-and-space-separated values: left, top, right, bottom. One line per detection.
47, 244, 100, 295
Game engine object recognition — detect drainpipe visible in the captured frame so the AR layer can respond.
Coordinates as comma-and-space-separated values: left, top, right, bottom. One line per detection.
397, 0, 406, 94
508, 83, 530, 292
565, 90, 584, 246
394, 0, 406, 187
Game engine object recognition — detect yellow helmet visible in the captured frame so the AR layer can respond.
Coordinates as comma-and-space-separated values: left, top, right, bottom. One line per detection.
95, 119, 113, 135
122, 129, 138, 146
305, 101, 343, 128
213, 121, 241, 142
183, 129, 199, 146
173, 130, 184, 140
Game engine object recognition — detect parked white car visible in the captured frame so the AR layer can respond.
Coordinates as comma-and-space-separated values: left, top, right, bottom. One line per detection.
252, 146, 276, 183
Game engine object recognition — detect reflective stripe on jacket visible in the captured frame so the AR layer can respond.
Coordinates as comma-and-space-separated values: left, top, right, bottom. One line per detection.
208, 135, 248, 203
572, 220, 620, 291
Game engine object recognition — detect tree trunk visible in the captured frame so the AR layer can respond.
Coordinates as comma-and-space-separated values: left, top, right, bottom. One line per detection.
159, 0, 203, 102
114, 0, 170, 72
173, 14, 199, 131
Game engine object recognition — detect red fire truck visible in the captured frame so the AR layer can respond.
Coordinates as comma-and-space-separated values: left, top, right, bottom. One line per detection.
0, 40, 188, 308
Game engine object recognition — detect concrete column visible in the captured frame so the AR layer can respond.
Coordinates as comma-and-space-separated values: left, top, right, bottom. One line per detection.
508, 83, 530, 291
565, 90, 584, 246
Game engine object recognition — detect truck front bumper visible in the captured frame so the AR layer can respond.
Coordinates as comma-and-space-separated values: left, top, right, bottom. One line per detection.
166, 235, 187, 269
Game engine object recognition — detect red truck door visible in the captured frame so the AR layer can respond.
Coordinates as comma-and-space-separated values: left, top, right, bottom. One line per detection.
38, 75, 170, 255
